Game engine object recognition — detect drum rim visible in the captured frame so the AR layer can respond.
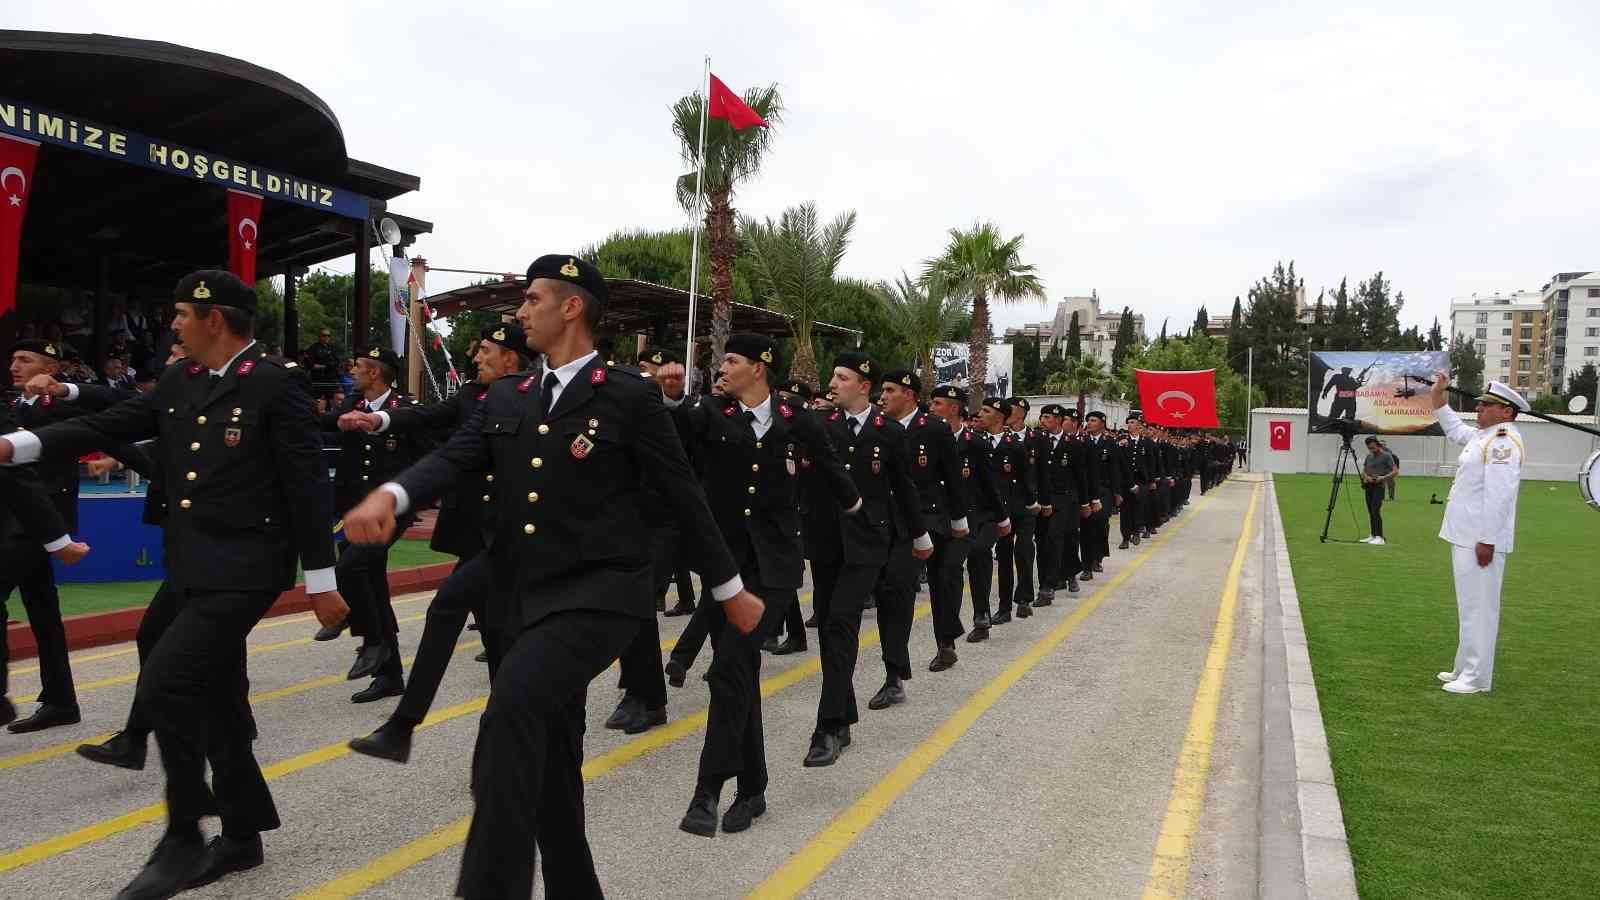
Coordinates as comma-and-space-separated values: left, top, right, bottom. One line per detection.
1581, 449, 1600, 505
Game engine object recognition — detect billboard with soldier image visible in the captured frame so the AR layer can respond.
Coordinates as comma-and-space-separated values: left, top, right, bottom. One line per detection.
932, 342, 1014, 399
1309, 350, 1450, 435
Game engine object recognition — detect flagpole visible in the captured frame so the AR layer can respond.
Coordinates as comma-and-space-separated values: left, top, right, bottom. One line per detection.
683, 55, 711, 394
1245, 346, 1253, 472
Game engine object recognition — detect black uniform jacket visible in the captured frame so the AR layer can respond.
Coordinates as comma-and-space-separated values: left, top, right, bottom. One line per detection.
7, 381, 140, 531
379, 381, 506, 558
0, 403, 68, 544
897, 406, 969, 539
321, 390, 430, 517
1039, 430, 1091, 506
803, 407, 924, 567
984, 429, 1035, 517
947, 425, 1007, 527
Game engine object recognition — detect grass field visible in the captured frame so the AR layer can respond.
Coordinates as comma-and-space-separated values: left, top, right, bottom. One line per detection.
1275, 473, 1600, 900
9, 539, 454, 623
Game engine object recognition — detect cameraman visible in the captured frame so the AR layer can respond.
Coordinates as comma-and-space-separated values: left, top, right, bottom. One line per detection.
1360, 436, 1396, 545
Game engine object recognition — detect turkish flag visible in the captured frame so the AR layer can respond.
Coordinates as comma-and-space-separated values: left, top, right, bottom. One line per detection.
1134, 369, 1219, 428
227, 189, 263, 284
1269, 420, 1292, 451
708, 74, 768, 130
0, 135, 39, 327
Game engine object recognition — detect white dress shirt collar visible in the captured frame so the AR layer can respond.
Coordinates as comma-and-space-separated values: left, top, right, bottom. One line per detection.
740, 393, 774, 439
209, 340, 258, 377
540, 350, 599, 411
361, 388, 393, 411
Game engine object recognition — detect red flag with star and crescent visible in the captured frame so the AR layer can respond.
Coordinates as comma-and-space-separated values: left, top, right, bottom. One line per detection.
0, 134, 39, 328
1134, 369, 1219, 428
227, 189, 263, 284
708, 74, 768, 130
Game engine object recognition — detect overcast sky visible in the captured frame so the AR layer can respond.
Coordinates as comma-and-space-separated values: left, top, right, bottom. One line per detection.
16, 1, 1600, 335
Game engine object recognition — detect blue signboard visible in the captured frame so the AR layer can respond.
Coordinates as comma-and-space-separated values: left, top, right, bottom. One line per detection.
0, 96, 372, 220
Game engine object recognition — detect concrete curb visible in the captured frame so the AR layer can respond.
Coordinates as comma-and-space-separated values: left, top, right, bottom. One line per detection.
5, 561, 455, 661
1261, 475, 1360, 898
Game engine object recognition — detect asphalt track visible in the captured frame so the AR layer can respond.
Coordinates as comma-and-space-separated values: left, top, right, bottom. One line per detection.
0, 478, 1263, 899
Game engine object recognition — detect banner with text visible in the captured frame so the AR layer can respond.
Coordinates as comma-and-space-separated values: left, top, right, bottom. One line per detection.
1309, 350, 1450, 436
932, 342, 1014, 398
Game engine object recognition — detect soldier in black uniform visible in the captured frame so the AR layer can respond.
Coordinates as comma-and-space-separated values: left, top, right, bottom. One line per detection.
637, 347, 699, 619
343, 324, 529, 762
1121, 414, 1154, 548
318, 346, 429, 703
667, 334, 858, 835
342, 255, 761, 899
1079, 411, 1119, 576
991, 398, 1040, 625
926, 385, 1007, 669
763, 378, 816, 654
0, 271, 348, 898
1033, 404, 1091, 606
967, 397, 1024, 641
802, 353, 929, 766
871, 370, 968, 708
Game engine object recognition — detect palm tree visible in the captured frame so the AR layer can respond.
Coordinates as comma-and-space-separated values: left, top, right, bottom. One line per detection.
738, 202, 856, 385
1061, 355, 1111, 417
923, 221, 1046, 410
872, 272, 965, 397
671, 84, 784, 364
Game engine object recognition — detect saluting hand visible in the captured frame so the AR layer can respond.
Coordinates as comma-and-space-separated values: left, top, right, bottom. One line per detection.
344, 489, 399, 545
724, 590, 766, 635
309, 589, 350, 630
23, 374, 68, 398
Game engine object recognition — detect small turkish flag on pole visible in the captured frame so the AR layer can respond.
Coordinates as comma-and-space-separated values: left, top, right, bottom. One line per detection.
0, 134, 39, 334
227, 189, 263, 284
708, 74, 768, 130
1134, 369, 1219, 428
1268, 420, 1292, 451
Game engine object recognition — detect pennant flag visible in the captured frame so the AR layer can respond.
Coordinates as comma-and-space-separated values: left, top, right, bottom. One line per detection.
708, 74, 768, 130
0, 135, 39, 328
1269, 419, 1292, 451
1134, 369, 1219, 428
226, 189, 262, 283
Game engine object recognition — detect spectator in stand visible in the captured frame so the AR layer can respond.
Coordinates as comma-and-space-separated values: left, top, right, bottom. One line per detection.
96, 356, 135, 392
306, 329, 343, 397
338, 358, 356, 395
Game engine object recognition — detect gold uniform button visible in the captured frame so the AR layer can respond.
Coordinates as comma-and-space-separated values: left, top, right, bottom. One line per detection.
538, 424, 550, 435
483, 494, 492, 502
750, 463, 759, 472
845, 463, 852, 471
363, 459, 371, 467
485, 474, 495, 482
747, 485, 756, 494
743, 508, 751, 516
185, 471, 197, 481
527, 492, 539, 502
189, 442, 200, 451
232, 408, 242, 416
362, 475, 370, 482
179, 499, 192, 509
755, 441, 763, 449
196, 415, 207, 425
531, 457, 543, 468
523, 523, 536, 535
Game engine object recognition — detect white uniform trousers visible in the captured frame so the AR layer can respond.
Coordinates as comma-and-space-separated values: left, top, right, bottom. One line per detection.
1450, 543, 1505, 690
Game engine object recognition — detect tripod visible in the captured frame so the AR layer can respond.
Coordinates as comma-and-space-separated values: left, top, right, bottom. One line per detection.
1319, 431, 1363, 543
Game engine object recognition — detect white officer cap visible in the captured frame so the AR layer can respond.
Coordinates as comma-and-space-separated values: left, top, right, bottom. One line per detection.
1477, 381, 1530, 412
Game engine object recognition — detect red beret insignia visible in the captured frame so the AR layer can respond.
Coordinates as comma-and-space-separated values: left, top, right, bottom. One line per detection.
590, 368, 606, 386
236, 360, 256, 376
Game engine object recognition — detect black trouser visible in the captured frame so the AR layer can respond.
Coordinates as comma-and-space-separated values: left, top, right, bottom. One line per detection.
393, 555, 505, 725
457, 608, 638, 900
615, 528, 680, 709
931, 530, 971, 644
1365, 484, 1385, 538
965, 519, 1000, 620
668, 583, 719, 672
1035, 496, 1080, 596
125, 580, 255, 739
809, 558, 880, 730
873, 537, 920, 681
0, 541, 77, 709
141, 587, 278, 835
336, 516, 414, 682
995, 511, 1036, 613
1120, 485, 1144, 542
781, 581, 807, 642
697, 562, 793, 796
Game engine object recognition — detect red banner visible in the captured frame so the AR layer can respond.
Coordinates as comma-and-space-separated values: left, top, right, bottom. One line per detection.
1134, 368, 1219, 428
1269, 420, 1292, 451
226, 189, 262, 284
0, 135, 39, 326
708, 74, 769, 130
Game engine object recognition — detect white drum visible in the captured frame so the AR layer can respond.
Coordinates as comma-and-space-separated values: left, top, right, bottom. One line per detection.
1581, 449, 1600, 511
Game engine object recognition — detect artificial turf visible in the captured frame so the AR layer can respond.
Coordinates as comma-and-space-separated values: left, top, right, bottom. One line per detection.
1275, 473, 1599, 900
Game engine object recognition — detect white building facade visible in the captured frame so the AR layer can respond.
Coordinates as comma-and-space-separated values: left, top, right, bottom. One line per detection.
1536, 271, 1600, 396
1447, 291, 1544, 396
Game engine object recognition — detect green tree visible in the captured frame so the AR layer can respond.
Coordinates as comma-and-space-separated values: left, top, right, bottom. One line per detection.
1225, 296, 1245, 371
1192, 305, 1209, 338
1426, 317, 1444, 352
1566, 362, 1598, 407
1051, 355, 1111, 417
1041, 341, 1068, 383
1121, 333, 1259, 431
738, 202, 856, 384
814, 278, 908, 381
1157, 318, 1168, 347
1009, 335, 1043, 394
1307, 291, 1327, 351
923, 221, 1047, 411
583, 227, 756, 309
1065, 311, 1082, 360
1112, 307, 1138, 371
671, 82, 784, 362
1354, 271, 1403, 349
872, 271, 965, 397
1327, 278, 1358, 350
1448, 332, 1485, 412
1244, 260, 1306, 407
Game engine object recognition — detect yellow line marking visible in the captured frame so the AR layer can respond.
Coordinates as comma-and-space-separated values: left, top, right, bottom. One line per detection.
294, 599, 930, 900
1141, 485, 1259, 900
747, 489, 1231, 899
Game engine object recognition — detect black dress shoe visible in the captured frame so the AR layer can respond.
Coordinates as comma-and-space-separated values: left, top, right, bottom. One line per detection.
1033, 595, 1053, 608
313, 621, 346, 641
867, 678, 906, 710
679, 787, 719, 837
663, 602, 695, 618
77, 730, 148, 770
1131, 534, 1142, 546
1016, 602, 1033, 619
1093, 561, 1104, 573
656, 595, 666, 613
665, 659, 687, 688
1079, 570, 1095, 582
929, 645, 958, 672
348, 643, 392, 681
474, 651, 488, 663
804, 729, 842, 767
605, 696, 642, 730
1118, 539, 1131, 550
1067, 578, 1080, 594
0, 697, 15, 728
990, 610, 1013, 626
7, 703, 80, 734
761, 637, 781, 653
721, 793, 766, 833
804, 613, 818, 628
623, 705, 667, 735
348, 720, 414, 763
973, 613, 990, 630
966, 626, 989, 644
837, 725, 851, 748
771, 637, 807, 655
186, 833, 263, 889
351, 675, 404, 704
115, 830, 207, 900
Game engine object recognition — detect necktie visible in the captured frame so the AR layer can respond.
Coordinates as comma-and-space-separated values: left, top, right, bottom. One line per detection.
541, 371, 560, 419
743, 409, 758, 438
847, 416, 860, 437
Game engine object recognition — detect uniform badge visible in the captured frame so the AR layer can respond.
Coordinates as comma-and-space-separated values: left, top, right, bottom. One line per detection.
187, 362, 204, 376
778, 404, 794, 420
570, 434, 595, 459
518, 374, 536, 393
224, 427, 242, 448
871, 460, 882, 474
1003, 461, 1013, 473
961, 465, 972, 478
389, 397, 400, 409
590, 368, 606, 386
918, 454, 929, 467
386, 437, 399, 452
237, 360, 256, 376
873, 414, 884, 428
724, 404, 736, 417
786, 459, 797, 475
561, 259, 581, 277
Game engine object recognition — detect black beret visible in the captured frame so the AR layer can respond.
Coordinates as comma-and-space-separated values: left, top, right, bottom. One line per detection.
10, 339, 61, 360
359, 346, 402, 372
174, 269, 255, 314
1126, 411, 1143, 423
1008, 397, 1030, 412
480, 322, 529, 355
1062, 408, 1081, 420
525, 254, 610, 307
982, 396, 1012, 416
832, 351, 878, 383
1040, 403, 1067, 417
1086, 410, 1107, 422
726, 333, 778, 367
781, 380, 814, 401
883, 369, 921, 393
931, 383, 968, 404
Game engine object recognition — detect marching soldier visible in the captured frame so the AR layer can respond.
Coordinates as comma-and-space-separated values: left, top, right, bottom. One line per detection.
1034, 404, 1091, 605
1429, 375, 1526, 694
996, 397, 1041, 622
1121, 414, 1152, 548
319, 346, 430, 703
871, 370, 968, 707
342, 255, 761, 898
764, 378, 817, 654
927, 386, 1008, 668
1079, 411, 1118, 577
638, 346, 699, 619
969, 398, 1028, 638
0, 271, 348, 897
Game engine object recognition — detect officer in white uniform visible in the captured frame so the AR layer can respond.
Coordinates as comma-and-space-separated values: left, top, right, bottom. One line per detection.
1429, 374, 1526, 694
